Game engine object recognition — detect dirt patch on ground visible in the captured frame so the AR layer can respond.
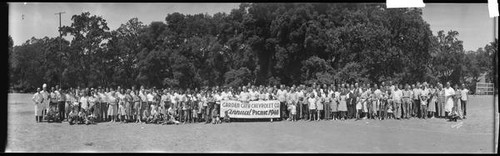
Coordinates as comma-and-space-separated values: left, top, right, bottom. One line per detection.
6, 94, 498, 153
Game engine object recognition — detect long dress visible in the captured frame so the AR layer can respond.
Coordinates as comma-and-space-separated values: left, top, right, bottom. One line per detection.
338, 95, 348, 112
444, 88, 455, 113
428, 89, 436, 112
330, 96, 338, 112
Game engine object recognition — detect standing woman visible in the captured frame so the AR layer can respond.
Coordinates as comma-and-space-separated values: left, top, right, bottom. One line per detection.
88, 90, 96, 122
108, 90, 118, 122
132, 90, 141, 123
452, 84, 463, 119
444, 82, 455, 118
437, 83, 445, 118
427, 84, 437, 119
79, 91, 89, 124
316, 88, 324, 121
338, 88, 348, 121
330, 86, 339, 120
65, 89, 73, 122
125, 89, 133, 123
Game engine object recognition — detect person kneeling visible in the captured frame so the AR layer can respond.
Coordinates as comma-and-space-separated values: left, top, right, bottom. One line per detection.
68, 106, 79, 125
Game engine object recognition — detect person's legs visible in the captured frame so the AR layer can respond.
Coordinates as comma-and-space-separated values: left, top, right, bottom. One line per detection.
461, 100, 467, 118
395, 102, 401, 119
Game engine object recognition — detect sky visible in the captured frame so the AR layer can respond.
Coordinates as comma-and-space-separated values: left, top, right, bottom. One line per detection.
8, 3, 497, 51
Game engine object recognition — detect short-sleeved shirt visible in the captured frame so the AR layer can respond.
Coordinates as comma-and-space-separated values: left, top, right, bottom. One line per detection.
139, 91, 147, 103
461, 89, 469, 101
80, 96, 89, 110
277, 90, 287, 102
420, 88, 430, 100
413, 88, 422, 100
239, 92, 249, 102
147, 93, 155, 102
393, 90, 403, 102
402, 90, 412, 99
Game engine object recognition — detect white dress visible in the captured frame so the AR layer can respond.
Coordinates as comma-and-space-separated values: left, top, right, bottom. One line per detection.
444, 88, 455, 112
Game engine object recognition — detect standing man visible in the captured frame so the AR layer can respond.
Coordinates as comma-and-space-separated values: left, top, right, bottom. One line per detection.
402, 84, 412, 119
393, 84, 403, 120
412, 83, 422, 118
460, 83, 469, 119
32, 88, 43, 122
277, 85, 287, 121
374, 84, 383, 120
420, 83, 430, 119
56, 86, 66, 122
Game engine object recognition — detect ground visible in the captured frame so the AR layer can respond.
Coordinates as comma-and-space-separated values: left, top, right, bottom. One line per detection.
6, 93, 498, 153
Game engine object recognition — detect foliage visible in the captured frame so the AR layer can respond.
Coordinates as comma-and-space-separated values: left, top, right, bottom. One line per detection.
8, 4, 496, 92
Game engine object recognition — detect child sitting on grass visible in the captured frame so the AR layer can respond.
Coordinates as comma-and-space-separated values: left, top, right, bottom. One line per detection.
387, 105, 394, 119
68, 106, 79, 125
212, 105, 221, 124
223, 110, 230, 123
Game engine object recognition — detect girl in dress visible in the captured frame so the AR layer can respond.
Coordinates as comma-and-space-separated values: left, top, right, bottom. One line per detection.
427, 85, 437, 119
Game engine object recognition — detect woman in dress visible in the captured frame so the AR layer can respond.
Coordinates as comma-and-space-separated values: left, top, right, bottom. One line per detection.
427, 85, 437, 119
108, 90, 118, 122
308, 91, 316, 121
338, 88, 348, 121
316, 89, 324, 121
331, 86, 339, 120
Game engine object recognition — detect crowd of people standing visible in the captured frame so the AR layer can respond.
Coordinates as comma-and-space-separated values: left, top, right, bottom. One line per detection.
31, 81, 469, 125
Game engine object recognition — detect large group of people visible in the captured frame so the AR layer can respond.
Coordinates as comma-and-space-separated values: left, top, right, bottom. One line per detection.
31, 81, 470, 125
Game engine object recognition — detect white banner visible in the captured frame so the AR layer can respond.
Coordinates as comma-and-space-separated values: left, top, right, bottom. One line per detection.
220, 100, 281, 118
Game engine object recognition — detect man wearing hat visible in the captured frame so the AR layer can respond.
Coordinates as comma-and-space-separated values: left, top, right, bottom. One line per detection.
32, 88, 43, 122
40, 84, 50, 121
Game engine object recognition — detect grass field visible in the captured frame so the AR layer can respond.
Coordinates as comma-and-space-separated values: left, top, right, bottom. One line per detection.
6, 93, 498, 153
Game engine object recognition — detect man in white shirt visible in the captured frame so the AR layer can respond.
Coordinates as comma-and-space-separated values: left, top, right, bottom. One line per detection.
392, 84, 403, 120
277, 85, 287, 120
412, 83, 422, 118
32, 88, 43, 122
460, 83, 469, 119
444, 82, 455, 117
420, 83, 430, 119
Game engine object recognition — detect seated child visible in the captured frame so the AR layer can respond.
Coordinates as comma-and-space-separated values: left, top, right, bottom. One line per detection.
212, 105, 220, 124
290, 104, 297, 121
223, 110, 230, 123
78, 110, 87, 124
387, 105, 394, 119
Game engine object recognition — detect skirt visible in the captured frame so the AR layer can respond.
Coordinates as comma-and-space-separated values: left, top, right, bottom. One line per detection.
119, 104, 126, 115
362, 101, 368, 112
445, 98, 453, 112
108, 103, 117, 116
371, 100, 377, 112
35, 104, 43, 116
316, 102, 324, 110
134, 102, 141, 113
290, 105, 297, 114
338, 101, 347, 111
125, 102, 132, 115
330, 101, 338, 112
428, 97, 436, 112
356, 102, 362, 110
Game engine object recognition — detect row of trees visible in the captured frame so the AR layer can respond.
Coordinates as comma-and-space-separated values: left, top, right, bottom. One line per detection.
9, 3, 497, 93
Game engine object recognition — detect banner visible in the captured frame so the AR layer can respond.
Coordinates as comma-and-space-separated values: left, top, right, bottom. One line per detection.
220, 100, 280, 118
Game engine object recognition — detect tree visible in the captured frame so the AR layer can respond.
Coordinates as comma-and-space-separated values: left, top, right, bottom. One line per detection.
60, 12, 112, 88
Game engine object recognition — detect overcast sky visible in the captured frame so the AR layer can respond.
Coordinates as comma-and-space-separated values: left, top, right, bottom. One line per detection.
8, 3, 497, 51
